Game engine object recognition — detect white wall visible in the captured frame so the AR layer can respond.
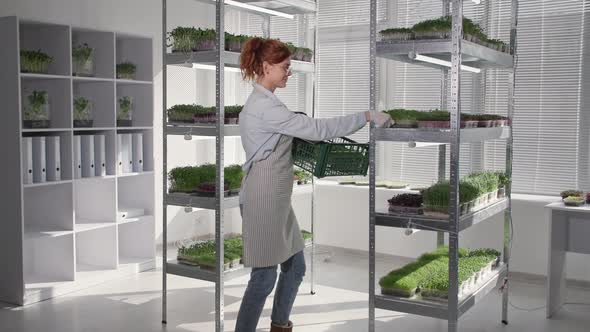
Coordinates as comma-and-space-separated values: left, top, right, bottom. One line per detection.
315, 181, 590, 282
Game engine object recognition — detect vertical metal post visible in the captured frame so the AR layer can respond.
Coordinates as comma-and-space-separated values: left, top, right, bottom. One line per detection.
448, 1, 463, 332
438, 0, 451, 249
309, 5, 319, 296
262, 16, 271, 39
503, 0, 519, 326
215, 1, 225, 331
161, 0, 168, 325
368, 0, 377, 330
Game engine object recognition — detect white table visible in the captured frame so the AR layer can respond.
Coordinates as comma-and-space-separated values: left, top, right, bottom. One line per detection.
545, 202, 590, 318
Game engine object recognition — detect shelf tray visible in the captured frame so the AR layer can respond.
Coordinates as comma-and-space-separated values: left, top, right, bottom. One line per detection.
377, 39, 513, 70
375, 264, 508, 319
373, 126, 510, 144
166, 259, 248, 282
376, 198, 509, 232
165, 192, 240, 210
166, 50, 314, 73
191, 0, 316, 15
166, 124, 241, 137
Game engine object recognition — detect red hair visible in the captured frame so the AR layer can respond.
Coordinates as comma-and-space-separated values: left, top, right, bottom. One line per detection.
240, 37, 291, 81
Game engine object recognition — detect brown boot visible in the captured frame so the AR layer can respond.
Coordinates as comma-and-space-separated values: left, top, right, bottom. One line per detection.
270, 321, 293, 332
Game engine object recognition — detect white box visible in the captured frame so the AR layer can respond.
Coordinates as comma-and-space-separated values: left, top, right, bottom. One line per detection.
117, 206, 145, 221
22, 137, 33, 184
74, 135, 82, 179
32, 137, 46, 183
81, 135, 95, 178
45, 136, 61, 181
94, 135, 106, 177
132, 133, 143, 172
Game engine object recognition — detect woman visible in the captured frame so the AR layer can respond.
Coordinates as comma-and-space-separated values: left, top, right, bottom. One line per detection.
236, 37, 392, 332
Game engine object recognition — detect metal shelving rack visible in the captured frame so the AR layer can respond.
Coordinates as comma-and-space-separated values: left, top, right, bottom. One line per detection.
161, 0, 318, 330
368, 1, 518, 332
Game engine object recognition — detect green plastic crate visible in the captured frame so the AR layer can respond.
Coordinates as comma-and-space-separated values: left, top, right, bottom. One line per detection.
292, 137, 369, 178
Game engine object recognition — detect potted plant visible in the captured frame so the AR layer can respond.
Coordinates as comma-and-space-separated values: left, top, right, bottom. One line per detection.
191, 106, 206, 124
291, 47, 313, 62
227, 33, 248, 52
195, 28, 216, 51
473, 114, 494, 128
73, 96, 93, 127
225, 105, 242, 124
496, 171, 510, 198
117, 96, 133, 126
379, 28, 414, 41
300, 47, 313, 62
560, 190, 584, 200
168, 166, 202, 193
564, 196, 585, 207
22, 90, 50, 128
285, 42, 297, 56
225, 164, 244, 195
387, 193, 423, 215
417, 110, 450, 129
20, 49, 53, 74
294, 168, 311, 185
412, 17, 452, 40
225, 237, 244, 268
301, 230, 313, 247
382, 109, 421, 128
72, 43, 94, 77
168, 104, 197, 123
168, 26, 198, 53
460, 113, 479, 128
195, 182, 230, 197
117, 62, 137, 80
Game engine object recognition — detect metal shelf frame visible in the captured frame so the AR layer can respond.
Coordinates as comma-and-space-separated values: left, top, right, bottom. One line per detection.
368, 1, 518, 331
166, 50, 315, 73
161, 0, 319, 330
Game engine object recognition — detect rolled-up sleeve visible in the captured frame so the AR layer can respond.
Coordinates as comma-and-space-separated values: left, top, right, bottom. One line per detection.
261, 102, 366, 141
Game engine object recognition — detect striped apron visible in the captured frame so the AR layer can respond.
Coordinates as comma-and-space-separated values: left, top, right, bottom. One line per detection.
240, 134, 304, 268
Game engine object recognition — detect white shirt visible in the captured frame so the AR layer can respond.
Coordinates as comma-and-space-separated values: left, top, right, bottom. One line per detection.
239, 83, 367, 176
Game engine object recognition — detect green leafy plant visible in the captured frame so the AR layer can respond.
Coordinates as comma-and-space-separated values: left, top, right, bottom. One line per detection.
225, 164, 245, 190
301, 230, 313, 242
168, 164, 244, 192
72, 43, 93, 63
116, 62, 137, 79
177, 236, 244, 267
168, 26, 199, 52
294, 168, 311, 184
117, 96, 133, 120
24, 91, 49, 121
560, 190, 584, 200
20, 49, 53, 73
73, 96, 92, 120
380, 246, 501, 299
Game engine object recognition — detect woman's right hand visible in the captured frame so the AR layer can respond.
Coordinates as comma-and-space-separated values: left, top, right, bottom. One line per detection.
365, 111, 393, 128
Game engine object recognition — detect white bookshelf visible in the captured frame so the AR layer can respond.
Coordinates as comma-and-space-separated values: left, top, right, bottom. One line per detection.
0, 16, 155, 305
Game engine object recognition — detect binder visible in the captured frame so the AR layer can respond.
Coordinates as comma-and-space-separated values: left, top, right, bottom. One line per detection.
117, 134, 124, 174
118, 133, 132, 174
81, 135, 95, 178
94, 134, 106, 176
32, 137, 46, 183
74, 135, 82, 179
45, 136, 61, 181
22, 137, 33, 184
132, 133, 143, 172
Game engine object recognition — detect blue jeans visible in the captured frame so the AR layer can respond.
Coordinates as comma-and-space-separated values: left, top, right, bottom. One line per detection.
235, 251, 306, 332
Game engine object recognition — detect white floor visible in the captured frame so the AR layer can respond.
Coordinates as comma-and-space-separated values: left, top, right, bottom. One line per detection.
1, 247, 589, 332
